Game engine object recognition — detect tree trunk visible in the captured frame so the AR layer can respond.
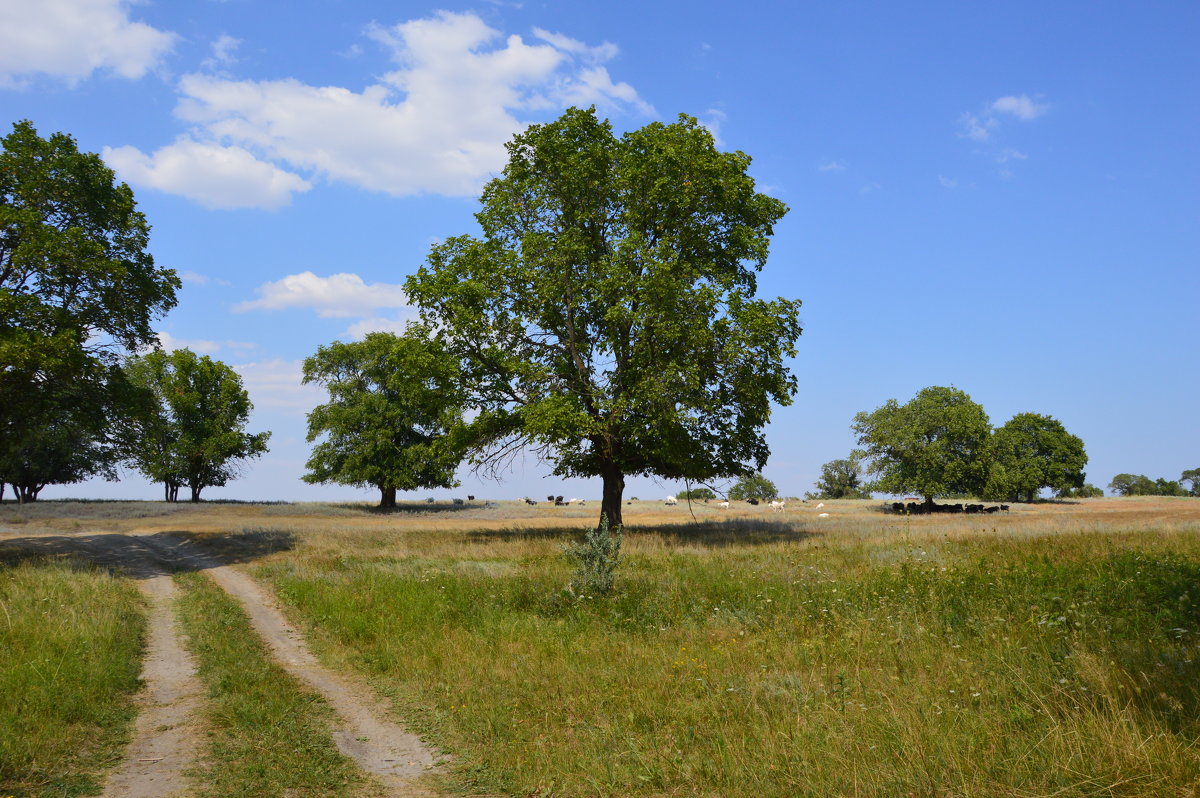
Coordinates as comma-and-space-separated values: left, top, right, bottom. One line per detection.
600, 466, 625, 529
164, 481, 172, 502
379, 486, 397, 509
190, 483, 202, 502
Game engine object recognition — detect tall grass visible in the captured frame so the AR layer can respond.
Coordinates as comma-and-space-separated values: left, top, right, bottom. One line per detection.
0, 558, 145, 797
174, 571, 376, 798
261, 527, 1200, 797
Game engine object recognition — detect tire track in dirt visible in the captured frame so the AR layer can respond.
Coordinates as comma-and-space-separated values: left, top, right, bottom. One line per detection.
70, 537, 204, 798
135, 534, 441, 796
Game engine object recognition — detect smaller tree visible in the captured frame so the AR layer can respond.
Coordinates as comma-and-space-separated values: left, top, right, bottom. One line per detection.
729, 473, 778, 501
807, 452, 871, 499
1108, 473, 1157, 496
1182, 468, 1200, 497
302, 330, 465, 508
1057, 483, 1104, 498
678, 487, 716, 501
983, 413, 1087, 503
122, 349, 270, 502
853, 386, 991, 504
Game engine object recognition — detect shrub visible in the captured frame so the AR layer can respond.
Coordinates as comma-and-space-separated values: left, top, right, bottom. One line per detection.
564, 513, 622, 596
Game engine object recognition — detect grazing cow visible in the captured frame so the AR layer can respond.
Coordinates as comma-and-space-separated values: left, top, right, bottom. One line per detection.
1000, 504, 1010, 512
815, 502, 825, 509
566, 497, 581, 504
769, 500, 786, 513
665, 495, 678, 506
818, 512, 830, 518
524, 497, 537, 505
747, 498, 760, 505
555, 495, 566, 506
467, 495, 475, 501
547, 495, 555, 502
718, 500, 730, 509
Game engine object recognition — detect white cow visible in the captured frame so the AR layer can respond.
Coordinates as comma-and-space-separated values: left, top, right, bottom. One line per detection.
664, 495, 678, 505
815, 502, 825, 509
818, 512, 830, 518
717, 500, 730, 509
769, 500, 786, 513
566, 497, 582, 505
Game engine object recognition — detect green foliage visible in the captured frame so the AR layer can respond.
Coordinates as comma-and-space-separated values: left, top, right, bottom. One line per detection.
728, 472, 777, 501
677, 487, 716, 500
564, 512, 622, 597
405, 107, 801, 526
302, 330, 464, 507
0, 120, 179, 498
121, 348, 270, 501
1182, 468, 1200, 497
853, 386, 992, 502
808, 452, 871, 499
983, 413, 1088, 502
1109, 473, 1188, 497
1058, 483, 1104, 498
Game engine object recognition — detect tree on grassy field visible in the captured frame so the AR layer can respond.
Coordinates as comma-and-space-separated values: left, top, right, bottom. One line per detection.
301, 330, 465, 508
983, 413, 1087, 503
1, 121, 180, 498
853, 386, 991, 505
678, 487, 716, 501
728, 472, 778, 501
405, 107, 801, 528
1057, 483, 1104, 498
807, 451, 871, 499
1108, 473, 1187, 497
121, 348, 269, 502
1182, 468, 1200, 497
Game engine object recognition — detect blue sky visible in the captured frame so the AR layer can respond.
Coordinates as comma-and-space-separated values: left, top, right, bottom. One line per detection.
4, 0, 1197, 502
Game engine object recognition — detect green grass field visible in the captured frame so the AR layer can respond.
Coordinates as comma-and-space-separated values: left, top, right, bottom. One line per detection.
0, 557, 145, 798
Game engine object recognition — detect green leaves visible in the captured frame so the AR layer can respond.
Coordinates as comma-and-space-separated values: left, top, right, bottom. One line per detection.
405, 107, 801, 522
983, 413, 1087, 502
121, 349, 270, 501
301, 330, 465, 504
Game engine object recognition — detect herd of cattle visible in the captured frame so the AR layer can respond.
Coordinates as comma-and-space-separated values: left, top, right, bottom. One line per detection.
890, 501, 1010, 515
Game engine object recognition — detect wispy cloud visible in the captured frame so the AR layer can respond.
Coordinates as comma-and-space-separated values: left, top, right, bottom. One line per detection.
938, 175, 958, 189
201, 34, 240, 71
817, 160, 846, 172
232, 358, 324, 414
958, 93, 1049, 142
991, 94, 1048, 121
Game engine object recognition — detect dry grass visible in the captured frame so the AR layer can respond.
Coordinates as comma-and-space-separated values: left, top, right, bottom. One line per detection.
3, 496, 1199, 796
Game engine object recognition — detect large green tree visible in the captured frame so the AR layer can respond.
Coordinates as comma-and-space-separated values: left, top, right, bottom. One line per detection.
853, 386, 992, 504
405, 108, 801, 527
728, 473, 779, 501
1, 120, 179, 496
982, 413, 1087, 503
121, 348, 270, 502
302, 330, 465, 508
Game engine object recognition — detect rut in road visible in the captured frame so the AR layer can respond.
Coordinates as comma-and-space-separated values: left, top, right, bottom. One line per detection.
135, 533, 442, 795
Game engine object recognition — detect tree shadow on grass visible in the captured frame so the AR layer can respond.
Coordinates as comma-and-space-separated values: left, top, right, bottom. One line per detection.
465, 518, 817, 548
0, 528, 295, 580
328, 501, 483, 516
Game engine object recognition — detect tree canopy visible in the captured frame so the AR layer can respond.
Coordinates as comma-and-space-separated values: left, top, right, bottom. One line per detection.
983, 413, 1087, 503
301, 330, 465, 508
1, 120, 179, 499
1108, 473, 1187, 497
1180, 468, 1200, 497
121, 348, 269, 502
405, 107, 801, 527
853, 386, 992, 503
808, 452, 871, 499
728, 473, 778, 501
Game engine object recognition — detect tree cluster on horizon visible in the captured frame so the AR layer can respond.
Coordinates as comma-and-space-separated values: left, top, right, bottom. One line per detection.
848, 386, 1092, 504
1109, 470, 1199, 498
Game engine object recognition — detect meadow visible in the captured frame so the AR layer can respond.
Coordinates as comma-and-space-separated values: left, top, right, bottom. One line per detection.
1, 496, 1198, 796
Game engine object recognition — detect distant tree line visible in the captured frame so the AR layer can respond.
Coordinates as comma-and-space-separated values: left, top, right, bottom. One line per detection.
808, 386, 1095, 504
1109, 470, 1199, 497
1, 121, 268, 502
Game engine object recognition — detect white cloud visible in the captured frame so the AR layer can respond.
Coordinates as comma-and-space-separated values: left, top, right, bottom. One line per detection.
996, 147, 1028, 163
959, 94, 1048, 141
938, 175, 958, 189
234, 271, 411, 318
202, 34, 240, 71
112, 11, 651, 205
156, 331, 221, 354
179, 271, 210, 285
859, 182, 881, 194
103, 138, 312, 210
0, 0, 175, 87
232, 358, 324, 414
340, 314, 416, 340
817, 160, 846, 172
991, 94, 1048, 121
698, 108, 726, 145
